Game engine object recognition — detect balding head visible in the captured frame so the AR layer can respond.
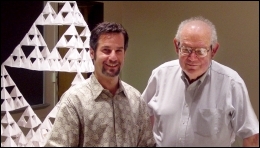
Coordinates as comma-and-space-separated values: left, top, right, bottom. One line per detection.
175, 16, 218, 46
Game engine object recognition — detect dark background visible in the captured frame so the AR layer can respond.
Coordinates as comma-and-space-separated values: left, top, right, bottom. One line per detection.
1, 1, 44, 105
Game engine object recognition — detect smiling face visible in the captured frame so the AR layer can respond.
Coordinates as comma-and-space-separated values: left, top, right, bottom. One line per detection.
174, 20, 219, 81
90, 33, 125, 81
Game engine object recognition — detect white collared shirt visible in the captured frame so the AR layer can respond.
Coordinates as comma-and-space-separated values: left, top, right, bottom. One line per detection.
142, 59, 259, 147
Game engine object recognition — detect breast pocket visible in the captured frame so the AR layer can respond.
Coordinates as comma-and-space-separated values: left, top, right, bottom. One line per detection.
193, 108, 225, 137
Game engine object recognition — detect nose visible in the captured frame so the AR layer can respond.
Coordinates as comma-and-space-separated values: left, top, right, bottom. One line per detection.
109, 50, 117, 61
188, 51, 197, 60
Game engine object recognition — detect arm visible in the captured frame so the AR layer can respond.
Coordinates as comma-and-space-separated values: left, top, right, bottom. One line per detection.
136, 101, 155, 147
243, 134, 259, 147
150, 115, 154, 128
44, 96, 80, 147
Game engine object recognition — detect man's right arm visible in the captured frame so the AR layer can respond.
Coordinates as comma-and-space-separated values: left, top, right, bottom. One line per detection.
150, 115, 154, 127
243, 133, 259, 147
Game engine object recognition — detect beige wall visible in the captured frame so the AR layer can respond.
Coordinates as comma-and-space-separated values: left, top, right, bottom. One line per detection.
103, 1, 259, 146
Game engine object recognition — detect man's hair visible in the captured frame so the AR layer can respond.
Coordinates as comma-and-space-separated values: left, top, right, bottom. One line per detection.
89, 22, 129, 52
175, 16, 218, 45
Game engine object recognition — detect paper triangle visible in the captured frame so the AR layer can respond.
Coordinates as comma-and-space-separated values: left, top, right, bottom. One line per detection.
53, 13, 64, 25
2, 136, 18, 147
5, 75, 15, 86
66, 47, 80, 59
60, 60, 71, 72
60, 1, 73, 12
10, 86, 22, 97
1, 111, 15, 124
47, 48, 62, 59
1, 99, 12, 111
11, 122, 23, 135
2, 124, 16, 137
1, 76, 9, 87
41, 46, 51, 58
1, 87, 12, 99
25, 116, 38, 128
63, 24, 77, 35
34, 14, 45, 25
14, 97, 24, 109
41, 59, 51, 71
25, 129, 36, 141
56, 35, 68, 47
19, 96, 29, 107
42, 2, 56, 14
71, 72, 85, 85
15, 133, 28, 145
49, 59, 61, 71
28, 24, 38, 35
12, 45, 26, 57
6, 98, 15, 111
17, 116, 27, 127
22, 106, 36, 117
63, 12, 74, 24
44, 13, 54, 24
1, 65, 9, 76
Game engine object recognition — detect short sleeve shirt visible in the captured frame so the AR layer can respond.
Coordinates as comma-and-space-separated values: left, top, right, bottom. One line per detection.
45, 73, 155, 147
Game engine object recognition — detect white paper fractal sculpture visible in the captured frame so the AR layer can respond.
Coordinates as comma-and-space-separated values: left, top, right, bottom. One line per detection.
1, 1, 94, 147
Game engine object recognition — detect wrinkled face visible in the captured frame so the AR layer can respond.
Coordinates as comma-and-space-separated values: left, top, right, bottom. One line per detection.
90, 33, 125, 80
174, 21, 218, 80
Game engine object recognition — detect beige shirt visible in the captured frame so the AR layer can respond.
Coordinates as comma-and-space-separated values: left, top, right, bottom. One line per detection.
45, 73, 155, 147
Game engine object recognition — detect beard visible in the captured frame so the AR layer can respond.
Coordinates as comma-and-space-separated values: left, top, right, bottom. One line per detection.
102, 65, 121, 77
93, 52, 121, 77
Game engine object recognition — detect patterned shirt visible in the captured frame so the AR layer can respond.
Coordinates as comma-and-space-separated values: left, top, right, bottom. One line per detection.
142, 60, 259, 147
44, 73, 155, 147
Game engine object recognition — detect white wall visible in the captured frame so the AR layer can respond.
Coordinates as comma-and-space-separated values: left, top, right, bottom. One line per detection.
103, 1, 259, 146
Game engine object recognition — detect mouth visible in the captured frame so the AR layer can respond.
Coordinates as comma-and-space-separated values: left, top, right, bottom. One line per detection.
106, 63, 118, 67
187, 63, 197, 66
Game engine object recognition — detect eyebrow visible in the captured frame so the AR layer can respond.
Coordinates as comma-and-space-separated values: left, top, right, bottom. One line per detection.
100, 46, 124, 50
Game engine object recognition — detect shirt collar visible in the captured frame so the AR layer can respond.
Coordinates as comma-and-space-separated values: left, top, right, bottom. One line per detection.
181, 66, 210, 86
89, 73, 127, 100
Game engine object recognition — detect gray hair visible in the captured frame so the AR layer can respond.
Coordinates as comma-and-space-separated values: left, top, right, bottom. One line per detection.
175, 16, 218, 45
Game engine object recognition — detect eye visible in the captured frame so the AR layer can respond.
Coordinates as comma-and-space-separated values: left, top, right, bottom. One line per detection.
102, 48, 111, 54
116, 49, 124, 53
196, 48, 207, 55
181, 47, 191, 53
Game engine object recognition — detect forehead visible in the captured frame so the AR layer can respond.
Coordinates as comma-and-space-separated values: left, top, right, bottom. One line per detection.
99, 33, 123, 41
97, 33, 124, 49
180, 21, 211, 45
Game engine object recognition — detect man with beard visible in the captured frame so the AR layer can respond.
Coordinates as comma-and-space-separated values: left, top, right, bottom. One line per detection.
45, 22, 155, 147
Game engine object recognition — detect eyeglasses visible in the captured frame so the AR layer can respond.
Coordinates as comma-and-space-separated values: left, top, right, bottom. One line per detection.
178, 45, 212, 58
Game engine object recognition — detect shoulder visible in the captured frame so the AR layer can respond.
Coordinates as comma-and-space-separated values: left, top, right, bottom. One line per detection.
150, 59, 180, 77
59, 78, 91, 103
121, 81, 141, 97
211, 60, 244, 83
154, 59, 179, 71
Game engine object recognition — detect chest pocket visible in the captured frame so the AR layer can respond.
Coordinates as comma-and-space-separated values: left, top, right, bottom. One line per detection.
193, 108, 225, 137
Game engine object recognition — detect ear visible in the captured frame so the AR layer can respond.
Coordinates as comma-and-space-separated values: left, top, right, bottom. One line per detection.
211, 43, 219, 58
173, 38, 179, 54
90, 48, 94, 59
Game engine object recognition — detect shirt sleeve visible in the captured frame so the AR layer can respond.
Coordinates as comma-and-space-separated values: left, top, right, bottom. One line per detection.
44, 93, 80, 147
136, 98, 155, 147
141, 70, 158, 116
231, 80, 259, 139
